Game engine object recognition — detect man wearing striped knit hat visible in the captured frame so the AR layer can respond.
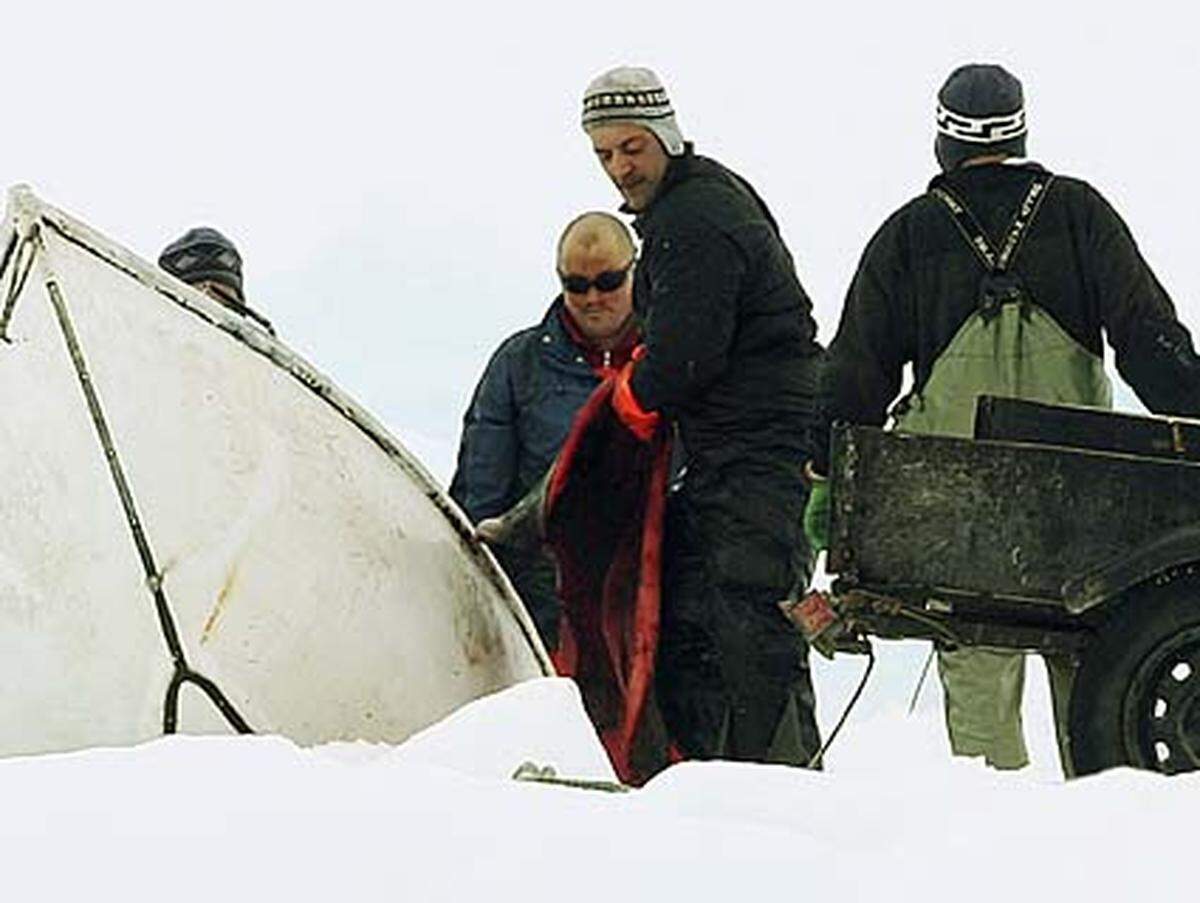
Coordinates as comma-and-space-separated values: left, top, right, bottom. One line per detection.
580, 65, 825, 768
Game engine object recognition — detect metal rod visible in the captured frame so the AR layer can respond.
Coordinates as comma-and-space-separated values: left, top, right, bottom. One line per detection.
907, 647, 936, 716
0, 230, 35, 340
808, 645, 876, 769
44, 267, 253, 736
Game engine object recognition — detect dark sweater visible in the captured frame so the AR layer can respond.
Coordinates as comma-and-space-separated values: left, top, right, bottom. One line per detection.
818, 162, 1200, 471
629, 148, 823, 469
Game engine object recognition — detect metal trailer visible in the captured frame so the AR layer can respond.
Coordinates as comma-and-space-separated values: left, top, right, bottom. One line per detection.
816, 397, 1200, 776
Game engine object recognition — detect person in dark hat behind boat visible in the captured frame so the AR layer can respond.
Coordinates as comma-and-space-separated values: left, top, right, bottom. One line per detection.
159, 227, 275, 335
581, 65, 825, 768
808, 62, 1200, 773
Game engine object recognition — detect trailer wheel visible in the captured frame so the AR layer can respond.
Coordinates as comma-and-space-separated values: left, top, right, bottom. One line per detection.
1069, 574, 1200, 776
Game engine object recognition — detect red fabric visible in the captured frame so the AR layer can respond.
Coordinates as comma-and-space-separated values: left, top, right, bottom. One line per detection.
544, 376, 678, 785
611, 354, 659, 442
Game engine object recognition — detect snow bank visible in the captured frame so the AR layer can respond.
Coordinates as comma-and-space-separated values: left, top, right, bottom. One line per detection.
0, 677, 1189, 902
382, 677, 616, 781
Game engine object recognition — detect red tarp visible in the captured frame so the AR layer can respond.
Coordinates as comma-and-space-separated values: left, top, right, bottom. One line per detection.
543, 378, 677, 785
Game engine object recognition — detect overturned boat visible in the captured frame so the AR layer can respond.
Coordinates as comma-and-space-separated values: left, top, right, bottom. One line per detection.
0, 186, 551, 757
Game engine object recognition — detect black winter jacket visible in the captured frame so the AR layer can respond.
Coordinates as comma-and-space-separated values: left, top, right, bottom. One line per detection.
450, 298, 603, 521
818, 162, 1200, 472
630, 148, 823, 468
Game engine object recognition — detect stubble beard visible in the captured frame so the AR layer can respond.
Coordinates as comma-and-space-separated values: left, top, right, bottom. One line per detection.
621, 186, 646, 212
612, 174, 647, 212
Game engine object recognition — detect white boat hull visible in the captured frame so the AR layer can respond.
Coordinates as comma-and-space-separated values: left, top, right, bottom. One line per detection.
0, 187, 550, 757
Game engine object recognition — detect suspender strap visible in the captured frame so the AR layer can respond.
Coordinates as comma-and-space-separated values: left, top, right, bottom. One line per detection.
930, 172, 1055, 274
930, 185, 999, 271
996, 173, 1053, 271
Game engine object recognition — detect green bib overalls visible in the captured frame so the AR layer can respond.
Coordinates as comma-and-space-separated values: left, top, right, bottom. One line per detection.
897, 173, 1110, 770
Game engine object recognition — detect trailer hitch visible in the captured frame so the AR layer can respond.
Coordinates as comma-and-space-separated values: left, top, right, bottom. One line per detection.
778, 591, 877, 767
779, 590, 872, 659
781, 586, 969, 658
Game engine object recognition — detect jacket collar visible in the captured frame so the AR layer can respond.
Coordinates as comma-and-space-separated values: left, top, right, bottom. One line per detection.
538, 296, 574, 347
539, 296, 639, 369
928, 159, 1046, 192
536, 295, 598, 360
625, 143, 699, 230
627, 146, 785, 241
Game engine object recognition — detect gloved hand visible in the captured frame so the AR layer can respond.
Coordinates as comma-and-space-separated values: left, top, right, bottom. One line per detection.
475, 517, 506, 544
803, 469, 830, 553
472, 469, 550, 550
611, 346, 659, 441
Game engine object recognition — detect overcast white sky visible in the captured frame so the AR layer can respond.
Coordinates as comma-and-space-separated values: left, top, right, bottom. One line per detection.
4, 0, 1197, 479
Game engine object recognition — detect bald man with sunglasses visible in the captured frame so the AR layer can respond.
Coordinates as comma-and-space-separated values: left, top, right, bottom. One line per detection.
450, 212, 641, 648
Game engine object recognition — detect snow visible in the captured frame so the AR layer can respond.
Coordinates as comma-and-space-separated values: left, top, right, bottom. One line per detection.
385, 677, 616, 780
0, 677, 1189, 901
812, 638, 1071, 778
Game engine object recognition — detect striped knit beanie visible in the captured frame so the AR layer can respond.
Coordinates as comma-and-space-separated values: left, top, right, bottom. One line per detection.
935, 64, 1027, 172
581, 66, 686, 157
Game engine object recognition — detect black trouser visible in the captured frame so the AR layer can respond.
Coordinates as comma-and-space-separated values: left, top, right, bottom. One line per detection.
497, 547, 561, 651
655, 463, 821, 765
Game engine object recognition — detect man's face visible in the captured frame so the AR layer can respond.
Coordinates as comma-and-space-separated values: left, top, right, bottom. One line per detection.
588, 123, 670, 212
193, 279, 243, 311
559, 237, 634, 346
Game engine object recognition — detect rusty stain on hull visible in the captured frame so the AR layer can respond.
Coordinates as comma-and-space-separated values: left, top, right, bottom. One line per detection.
201, 564, 238, 645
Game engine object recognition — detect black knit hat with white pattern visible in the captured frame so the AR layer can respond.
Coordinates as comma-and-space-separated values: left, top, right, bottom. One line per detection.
936, 64, 1027, 172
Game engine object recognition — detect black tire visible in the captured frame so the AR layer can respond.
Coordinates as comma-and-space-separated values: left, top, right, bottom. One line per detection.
1069, 572, 1200, 776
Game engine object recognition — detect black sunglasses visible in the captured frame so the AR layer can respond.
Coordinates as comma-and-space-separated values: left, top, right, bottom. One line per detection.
559, 261, 633, 295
